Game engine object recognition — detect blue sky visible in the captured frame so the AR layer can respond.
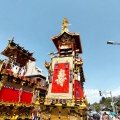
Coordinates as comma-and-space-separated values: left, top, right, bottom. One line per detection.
0, 0, 120, 103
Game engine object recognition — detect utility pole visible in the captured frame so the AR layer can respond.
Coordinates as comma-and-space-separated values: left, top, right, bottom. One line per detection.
99, 90, 115, 112
110, 91, 115, 112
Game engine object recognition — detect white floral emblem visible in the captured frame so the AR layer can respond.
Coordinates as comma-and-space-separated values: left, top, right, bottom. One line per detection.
55, 69, 67, 86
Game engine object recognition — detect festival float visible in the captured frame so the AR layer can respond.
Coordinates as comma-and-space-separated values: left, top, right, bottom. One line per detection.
0, 39, 46, 120
0, 18, 88, 120
43, 18, 88, 120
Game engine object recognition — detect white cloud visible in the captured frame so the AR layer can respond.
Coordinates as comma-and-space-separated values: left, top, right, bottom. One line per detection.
84, 89, 101, 104
112, 87, 120, 96
84, 87, 120, 104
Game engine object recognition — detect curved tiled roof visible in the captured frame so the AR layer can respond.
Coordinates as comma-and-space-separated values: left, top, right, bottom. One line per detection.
51, 32, 83, 53
1, 39, 35, 66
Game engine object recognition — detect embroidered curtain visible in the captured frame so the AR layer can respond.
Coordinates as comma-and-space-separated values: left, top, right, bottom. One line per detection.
74, 80, 83, 100
21, 91, 33, 104
0, 87, 19, 102
51, 63, 69, 93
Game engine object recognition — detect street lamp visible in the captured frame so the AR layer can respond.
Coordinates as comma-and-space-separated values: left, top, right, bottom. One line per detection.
107, 41, 120, 45
107, 40, 120, 113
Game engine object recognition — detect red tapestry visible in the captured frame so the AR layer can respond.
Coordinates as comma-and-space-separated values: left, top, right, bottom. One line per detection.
0, 87, 19, 102
21, 91, 33, 104
74, 80, 84, 100
51, 63, 69, 93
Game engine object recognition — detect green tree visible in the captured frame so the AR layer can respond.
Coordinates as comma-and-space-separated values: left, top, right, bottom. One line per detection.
100, 97, 106, 104
91, 95, 120, 113
92, 102, 101, 112
104, 97, 112, 108
116, 97, 120, 107
99, 97, 112, 108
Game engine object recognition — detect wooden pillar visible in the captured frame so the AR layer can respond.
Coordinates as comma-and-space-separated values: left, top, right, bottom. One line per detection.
58, 110, 61, 120
58, 107, 62, 120
80, 110, 83, 120
48, 107, 51, 120
67, 108, 70, 120
38, 106, 41, 120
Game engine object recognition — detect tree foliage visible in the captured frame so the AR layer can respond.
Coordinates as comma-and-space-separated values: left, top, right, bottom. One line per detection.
91, 97, 112, 112
92, 96, 120, 112
92, 102, 100, 112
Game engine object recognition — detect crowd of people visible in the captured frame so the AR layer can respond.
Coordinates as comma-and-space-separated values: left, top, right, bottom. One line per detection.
87, 112, 120, 120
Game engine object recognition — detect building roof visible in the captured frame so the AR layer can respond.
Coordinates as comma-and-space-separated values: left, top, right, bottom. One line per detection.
25, 61, 46, 79
1, 39, 35, 66
51, 18, 83, 53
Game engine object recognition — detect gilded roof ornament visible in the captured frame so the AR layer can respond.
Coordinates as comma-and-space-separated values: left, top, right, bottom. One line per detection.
61, 18, 69, 33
